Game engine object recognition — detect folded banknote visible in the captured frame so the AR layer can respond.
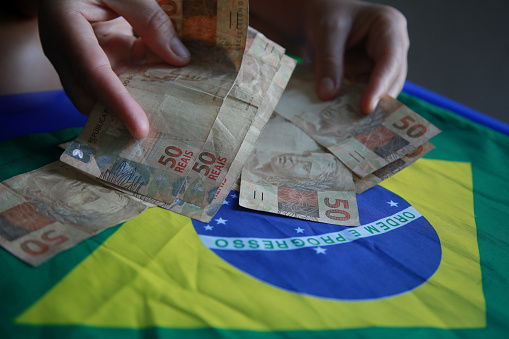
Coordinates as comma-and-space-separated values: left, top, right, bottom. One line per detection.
275, 66, 441, 178
0, 162, 150, 266
61, 0, 296, 223
239, 65, 440, 225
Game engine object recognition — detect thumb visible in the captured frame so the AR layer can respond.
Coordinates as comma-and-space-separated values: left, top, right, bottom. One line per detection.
313, 21, 351, 101
108, 0, 190, 66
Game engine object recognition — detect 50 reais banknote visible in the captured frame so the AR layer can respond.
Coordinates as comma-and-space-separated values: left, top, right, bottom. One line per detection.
0, 162, 150, 266
275, 66, 441, 178
60, 1, 296, 223
239, 66, 440, 224
240, 113, 360, 226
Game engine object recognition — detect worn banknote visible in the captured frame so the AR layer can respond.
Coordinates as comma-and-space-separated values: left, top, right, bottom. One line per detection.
240, 113, 360, 226
167, 28, 286, 216
0, 162, 150, 266
275, 66, 441, 177
61, 0, 249, 206
157, 0, 249, 70
61, 9, 295, 222
203, 55, 297, 214
143, 29, 291, 220
353, 142, 435, 193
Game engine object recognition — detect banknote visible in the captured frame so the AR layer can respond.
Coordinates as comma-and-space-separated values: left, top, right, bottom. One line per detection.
155, 0, 259, 99
60, 0, 252, 218
275, 66, 441, 177
240, 113, 360, 226
353, 142, 435, 193
170, 28, 285, 209
200, 54, 297, 219
0, 162, 150, 266
61, 0, 249, 209
160, 0, 249, 70
151, 53, 297, 221
61, 25, 295, 222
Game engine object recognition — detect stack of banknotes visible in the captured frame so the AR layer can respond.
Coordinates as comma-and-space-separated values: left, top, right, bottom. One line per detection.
60, 11, 297, 223
0, 0, 439, 265
239, 66, 440, 227
0, 0, 298, 265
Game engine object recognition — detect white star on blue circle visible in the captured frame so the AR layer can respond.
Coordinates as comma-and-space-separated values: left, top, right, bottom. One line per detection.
214, 217, 228, 225
313, 247, 327, 254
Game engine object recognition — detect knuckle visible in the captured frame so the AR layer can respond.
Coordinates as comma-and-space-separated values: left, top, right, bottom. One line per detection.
89, 62, 112, 75
374, 5, 410, 49
77, 62, 111, 88
146, 9, 174, 37
378, 5, 408, 29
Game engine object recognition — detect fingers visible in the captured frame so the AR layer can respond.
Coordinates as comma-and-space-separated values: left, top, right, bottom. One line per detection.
360, 47, 407, 114
360, 6, 409, 113
313, 18, 352, 101
39, 3, 149, 138
343, 46, 375, 82
39, 0, 193, 139
107, 0, 190, 66
57, 62, 96, 115
92, 19, 146, 75
309, 2, 409, 115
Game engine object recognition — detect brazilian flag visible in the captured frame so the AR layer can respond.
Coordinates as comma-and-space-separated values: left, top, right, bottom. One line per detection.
0, 86, 508, 338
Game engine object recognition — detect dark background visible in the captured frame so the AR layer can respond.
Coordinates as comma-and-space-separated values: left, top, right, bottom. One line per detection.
370, 0, 509, 124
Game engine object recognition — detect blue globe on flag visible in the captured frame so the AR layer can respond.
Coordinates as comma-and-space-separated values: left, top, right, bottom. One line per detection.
193, 185, 441, 300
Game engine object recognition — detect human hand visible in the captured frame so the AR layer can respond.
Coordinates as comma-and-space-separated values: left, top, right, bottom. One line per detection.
39, 0, 191, 139
305, 0, 409, 113
251, 0, 409, 114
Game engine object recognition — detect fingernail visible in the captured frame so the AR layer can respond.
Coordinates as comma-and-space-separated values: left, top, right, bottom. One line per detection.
170, 37, 190, 60
371, 98, 380, 112
319, 77, 335, 100
363, 98, 379, 115
130, 120, 149, 140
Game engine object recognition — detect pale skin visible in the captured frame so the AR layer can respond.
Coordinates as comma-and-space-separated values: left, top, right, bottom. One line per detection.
36, 0, 409, 139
